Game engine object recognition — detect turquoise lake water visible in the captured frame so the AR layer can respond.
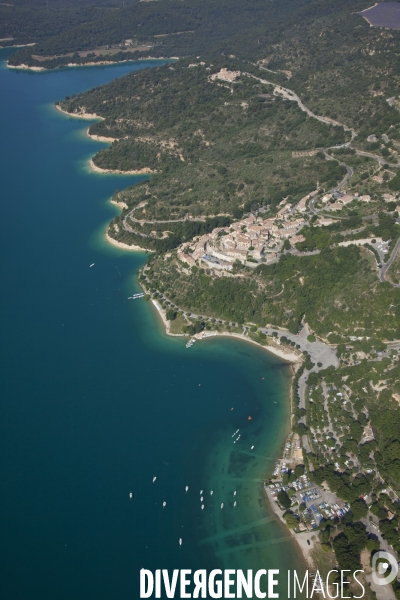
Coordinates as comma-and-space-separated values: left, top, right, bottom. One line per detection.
0, 48, 305, 599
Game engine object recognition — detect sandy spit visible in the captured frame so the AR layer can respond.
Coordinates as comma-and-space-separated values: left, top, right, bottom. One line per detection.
55, 104, 102, 120
8, 63, 45, 71
105, 231, 153, 253
90, 158, 155, 175
110, 199, 129, 210
150, 299, 185, 337
86, 128, 118, 143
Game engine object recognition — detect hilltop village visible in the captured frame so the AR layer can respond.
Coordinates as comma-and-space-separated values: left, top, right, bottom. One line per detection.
177, 190, 396, 271
178, 199, 307, 270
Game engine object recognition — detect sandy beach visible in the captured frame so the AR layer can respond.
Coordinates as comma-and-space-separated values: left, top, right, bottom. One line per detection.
105, 231, 153, 252
55, 104, 102, 120
206, 331, 302, 364
8, 63, 45, 72
264, 486, 316, 570
90, 158, 155, 175
110, 199, 128, 210
150, 299, 185, 336
86, 128, 118, 143
140, 276, 303, 365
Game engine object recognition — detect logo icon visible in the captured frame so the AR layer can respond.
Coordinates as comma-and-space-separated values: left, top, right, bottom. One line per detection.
372, 551, 399, 586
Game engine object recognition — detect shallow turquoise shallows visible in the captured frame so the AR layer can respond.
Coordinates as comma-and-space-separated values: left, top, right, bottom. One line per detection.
0, 48, 305, 599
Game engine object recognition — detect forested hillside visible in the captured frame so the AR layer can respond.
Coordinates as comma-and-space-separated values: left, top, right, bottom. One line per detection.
60, 59, 348, 228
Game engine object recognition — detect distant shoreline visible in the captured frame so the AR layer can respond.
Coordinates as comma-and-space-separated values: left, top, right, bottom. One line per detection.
358, 2, 378, 14
7, 56, 171, 72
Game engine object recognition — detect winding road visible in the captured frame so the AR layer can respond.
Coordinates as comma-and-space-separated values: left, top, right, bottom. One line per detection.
247, 72, 357, 137
379, 236, 400, 286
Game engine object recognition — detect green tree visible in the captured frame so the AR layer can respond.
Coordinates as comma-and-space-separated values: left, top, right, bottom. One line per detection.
284, 512, 299, 528
350, 499, 368, 520
294, 464, 305, 479
277, 490, 291, 509
366, 538, 380, 552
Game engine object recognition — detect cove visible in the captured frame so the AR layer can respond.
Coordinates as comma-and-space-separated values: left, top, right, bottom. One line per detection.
0, 48, 305, 599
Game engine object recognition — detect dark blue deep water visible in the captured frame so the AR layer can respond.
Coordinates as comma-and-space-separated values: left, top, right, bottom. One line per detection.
0, 49, 304, 599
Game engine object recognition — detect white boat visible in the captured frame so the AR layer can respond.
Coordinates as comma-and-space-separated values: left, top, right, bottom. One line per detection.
251, 445, 255, 450
233, 491, 236, 496
163, 501, 166, 507
153, 477, 157, 483
210, 490, 213, 495
179, 538, 182, 546
234, 501, 237, 507
221, 503, 224, 509
200, 490, 203, 494
201, 504, 204, 510
129, 492, 132, 499
185, 486, 189, 492
200, 496, 204, 501
89, 263, 95, 267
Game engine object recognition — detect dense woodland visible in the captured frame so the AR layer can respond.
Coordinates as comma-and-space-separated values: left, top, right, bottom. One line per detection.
5, 0, 400, 135
59, 59, 349, 222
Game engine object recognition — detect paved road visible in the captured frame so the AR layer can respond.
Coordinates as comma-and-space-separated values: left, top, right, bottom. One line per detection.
361, 516, 398, 600
355, 149, 400, 168
380, 237, 400, 286
247, 72, 356, 137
